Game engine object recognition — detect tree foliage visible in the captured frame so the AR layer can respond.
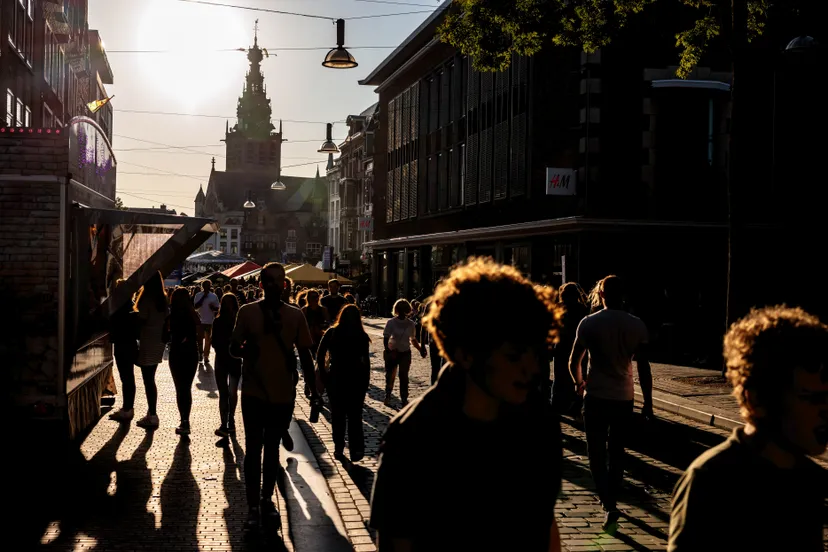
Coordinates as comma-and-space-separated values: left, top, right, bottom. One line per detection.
439, 0, 770, 76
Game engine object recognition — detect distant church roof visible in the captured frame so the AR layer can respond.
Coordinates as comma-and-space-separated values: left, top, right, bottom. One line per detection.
205, 171, 320, 213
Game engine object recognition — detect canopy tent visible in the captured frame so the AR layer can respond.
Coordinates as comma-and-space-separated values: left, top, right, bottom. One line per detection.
186, 250, 247, 266
222, 261, 261, 279
286, 263, 353, 285
195, 272, 232, 286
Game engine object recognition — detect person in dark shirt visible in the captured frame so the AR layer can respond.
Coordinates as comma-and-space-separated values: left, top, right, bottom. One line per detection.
166, 287, 200, 436
230, 278, 247, 307
370, 257, 563, 552
668, 305, 828, 552
320, 278, 347, 321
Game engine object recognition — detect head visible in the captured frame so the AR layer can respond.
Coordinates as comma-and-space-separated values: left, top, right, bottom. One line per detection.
344, 293, 356, 305
306, 289, 320, 307
724, 306, 828, 456
217, 292, 239, 320
559, 282, 585, 307
423, 257, 562, 406
259, 262, 286, 299
333, 303, 366, 334
328, 279, 340, 296
230, 279, 239, 291
594, 275, 623, 309
296, 289, 308, 308
134, 271, 167, 312
393, 299, 412, 318
223, 284, 232, 294
282, 276, 294, 303
170, 286, 195, 315
202, 280, 212, 293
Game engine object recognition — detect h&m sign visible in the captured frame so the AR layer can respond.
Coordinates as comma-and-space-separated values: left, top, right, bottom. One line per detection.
545, 168, 577, 196
358, 217, 374, 232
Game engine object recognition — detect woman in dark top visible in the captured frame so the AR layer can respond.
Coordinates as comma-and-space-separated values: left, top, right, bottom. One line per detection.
552, 282, 589, 415
211, 293, 242, 437
166, 287, 200, 435
316, 304, 371, 462
109, 279, 139, 422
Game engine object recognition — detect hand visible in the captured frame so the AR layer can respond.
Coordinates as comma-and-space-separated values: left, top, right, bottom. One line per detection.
575, 380, 586, 398
642, 403, 655, 422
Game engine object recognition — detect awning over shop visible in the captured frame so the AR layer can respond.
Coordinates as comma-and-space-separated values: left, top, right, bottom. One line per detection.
286, 263, 354, 285
222, 261, 261, 278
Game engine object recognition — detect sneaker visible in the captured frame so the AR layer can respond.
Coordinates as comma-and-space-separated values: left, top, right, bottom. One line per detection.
383, 396, 392, 407
401, 399, 409, 407
175, 423, 191, 436
245, 507, 259, 530
109, 408, 134, 422
350, 450, 365, 463
602, 510, 620, 536
136, 415, 159, 429
282, 431, 294, 452
334, 448, 346, 461
215, 426, 230, 438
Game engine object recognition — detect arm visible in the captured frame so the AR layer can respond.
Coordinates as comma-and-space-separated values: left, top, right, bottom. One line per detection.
295, 313, 319, 398
229, 308, 246, 359
636, 342, 654, 419
316, 329, 332, 373
548, 518, 561, 552
569, 341, 587, 396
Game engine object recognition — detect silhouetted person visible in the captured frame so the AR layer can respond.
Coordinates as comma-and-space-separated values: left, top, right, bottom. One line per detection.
552, 283, 588, 414
316, 304, 371, 462
370, 257, 563, 552
569, 275, 652, 535
134, 271, 168, 429
231, 262, 317, 530
230, 278, 246, 307
166, 287, 200, 435
212, 293, 241, 437
420, 300, 444, 385
194, 280, 219, 365
109, 279, 139, 422
321, 279, 347, 321
668, 306, 828, 551
383, 299, 426, 406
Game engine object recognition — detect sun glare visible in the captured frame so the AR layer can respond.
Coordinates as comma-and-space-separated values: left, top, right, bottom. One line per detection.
136, 0, 248, 108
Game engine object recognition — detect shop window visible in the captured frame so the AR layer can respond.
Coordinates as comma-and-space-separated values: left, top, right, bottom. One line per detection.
230, 228, 238, 240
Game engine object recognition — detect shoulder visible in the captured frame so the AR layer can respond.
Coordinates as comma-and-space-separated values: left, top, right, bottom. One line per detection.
238, 300, 262, 316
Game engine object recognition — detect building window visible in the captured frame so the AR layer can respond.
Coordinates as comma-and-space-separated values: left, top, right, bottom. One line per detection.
230, 228, 238, 240
288, 229, 296, 238
9, 0, 34, 65
286, 241, 297, 254
220, 241, 227, 251
220, 228, 228, 239
257, 214, 265, 225
44, 24, 65, 99
6, 90, 14, 127
43, 104, 54, 127
306, 242, 322, 257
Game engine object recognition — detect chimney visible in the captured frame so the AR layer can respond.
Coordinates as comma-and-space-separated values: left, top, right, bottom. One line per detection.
160, 204, 167, 210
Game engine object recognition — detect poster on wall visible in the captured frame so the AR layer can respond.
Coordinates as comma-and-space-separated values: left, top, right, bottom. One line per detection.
545, 168, 577, 196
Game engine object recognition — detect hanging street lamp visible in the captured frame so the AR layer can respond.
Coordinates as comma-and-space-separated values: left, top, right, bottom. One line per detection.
271, 180, 286, 191
322, 19, 358, 69
243, 190, 256, 209
318, 123, 339, 154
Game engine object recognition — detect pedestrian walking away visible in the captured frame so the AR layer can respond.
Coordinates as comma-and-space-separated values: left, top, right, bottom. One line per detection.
194, 280, 220, 365
316, 304, 371, 462
668, 306, 828, 552
553, 282, 589, 415
302, 289, 331, 398
420, 300, 444, 385
569, 275, 653, 536
108, 278, 139, 423
320, 278, 347, 321
230, 262, 318, 531
211, 292, 242, 438
383, 299, 426, 406
166, 287, 200, 436
133, 271, 169, 430
370, 257, 563, 552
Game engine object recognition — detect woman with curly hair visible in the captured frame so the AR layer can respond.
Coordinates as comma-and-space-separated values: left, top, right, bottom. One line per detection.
370, 257, 563, 552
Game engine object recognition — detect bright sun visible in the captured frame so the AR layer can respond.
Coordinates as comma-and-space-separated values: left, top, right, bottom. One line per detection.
136, 0, 248, 108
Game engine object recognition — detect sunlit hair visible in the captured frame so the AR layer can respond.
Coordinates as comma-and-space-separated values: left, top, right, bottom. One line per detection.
587, 275, 621, 310
422, 257, 562, 365
332, 304, 371, 342
344, 293, 356, 304
282, 276, 294, 303
393, 298, 412, 317
306, 289, 320, 302
724, 305, 828, 424
134, 271, 167, 313
328, 278, 340, 287
559, 282, 586, 307
296, 289, 309, 308
216, 292, 239, 321
170, 286, 200, 325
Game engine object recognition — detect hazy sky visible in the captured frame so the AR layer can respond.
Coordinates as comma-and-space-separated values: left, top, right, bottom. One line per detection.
88, 0, 440, 212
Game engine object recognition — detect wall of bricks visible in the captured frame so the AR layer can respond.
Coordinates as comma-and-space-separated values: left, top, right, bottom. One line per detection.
0, 132, 67, 407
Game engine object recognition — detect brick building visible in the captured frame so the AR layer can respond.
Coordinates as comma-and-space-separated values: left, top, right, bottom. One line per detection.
326, 103, 377, 278
1, 0, 113, 141
361, 1, 828, 363
194, 29, 327, 266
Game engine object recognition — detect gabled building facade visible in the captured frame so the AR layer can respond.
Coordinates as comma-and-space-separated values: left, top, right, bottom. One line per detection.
194, 28, 327, 266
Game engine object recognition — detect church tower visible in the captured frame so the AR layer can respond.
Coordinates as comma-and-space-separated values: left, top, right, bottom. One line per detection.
224, 21, 283, 176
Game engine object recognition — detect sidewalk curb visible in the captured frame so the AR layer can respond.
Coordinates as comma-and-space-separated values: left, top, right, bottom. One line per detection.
634, 390, 742, 431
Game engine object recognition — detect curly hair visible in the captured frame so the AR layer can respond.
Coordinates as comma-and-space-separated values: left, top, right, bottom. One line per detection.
422, 257, 562, 364
724, 305, 828, 424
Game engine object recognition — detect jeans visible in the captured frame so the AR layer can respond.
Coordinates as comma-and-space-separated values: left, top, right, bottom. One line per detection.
552, 354, 575, 414
582, 395, 634, 511
169, 346, 198, 425
330, 393, 365, 459
385, 350, 412, 402
214, 354, 241, 429
114, 343, 137, 410
242, 395, 293, 507
429, 341, 443, 384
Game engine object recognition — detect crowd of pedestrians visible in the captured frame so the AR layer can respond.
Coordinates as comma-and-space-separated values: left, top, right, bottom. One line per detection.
105, 259, 828, 550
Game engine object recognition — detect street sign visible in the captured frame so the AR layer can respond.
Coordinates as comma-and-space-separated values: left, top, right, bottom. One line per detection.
546, 168, 577, 196
358, 217, 374, 232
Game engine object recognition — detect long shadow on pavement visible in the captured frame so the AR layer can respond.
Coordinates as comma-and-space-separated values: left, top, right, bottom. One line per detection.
196, 363, 219, 399
159, 437, 201, 552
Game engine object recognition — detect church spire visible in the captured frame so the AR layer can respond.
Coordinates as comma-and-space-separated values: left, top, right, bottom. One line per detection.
234, 19, 274, 140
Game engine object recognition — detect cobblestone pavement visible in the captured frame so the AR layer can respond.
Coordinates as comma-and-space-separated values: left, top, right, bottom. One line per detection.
15, 354, 293, 552
293, 318, 828, 552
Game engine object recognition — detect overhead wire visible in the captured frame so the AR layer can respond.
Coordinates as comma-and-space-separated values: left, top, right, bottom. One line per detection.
174, 0, 434, 20
117, 191, 195, 211
354, 0, 439, 7
106, 46, 397, 53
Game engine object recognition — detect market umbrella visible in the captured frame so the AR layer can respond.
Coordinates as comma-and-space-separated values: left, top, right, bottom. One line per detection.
285, 263, 354, 285
222, 261, 261, 279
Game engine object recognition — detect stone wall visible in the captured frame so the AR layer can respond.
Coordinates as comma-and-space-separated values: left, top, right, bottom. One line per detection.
0, 132, 68, 412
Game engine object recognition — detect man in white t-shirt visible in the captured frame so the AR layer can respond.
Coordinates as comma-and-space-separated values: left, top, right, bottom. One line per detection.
569, 275, 653, 536
194, 280, 220, 364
